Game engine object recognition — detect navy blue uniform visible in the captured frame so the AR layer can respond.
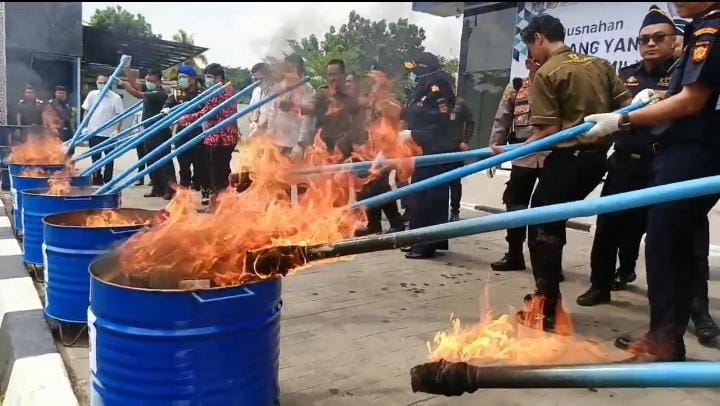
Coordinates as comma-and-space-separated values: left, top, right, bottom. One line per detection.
589, 59, 673, 291
404, 74, 456, 255
644, 7, 720, 360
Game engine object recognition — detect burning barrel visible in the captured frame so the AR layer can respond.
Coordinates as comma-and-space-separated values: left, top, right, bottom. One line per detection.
22, 187, 120, 273
43, 209, 155, 325
12, 174, 91, 235
9, 164, 66, 223
88, 254, 282, 405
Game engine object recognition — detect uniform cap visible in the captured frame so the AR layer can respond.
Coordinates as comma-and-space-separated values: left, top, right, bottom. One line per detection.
641, 5, 675, 29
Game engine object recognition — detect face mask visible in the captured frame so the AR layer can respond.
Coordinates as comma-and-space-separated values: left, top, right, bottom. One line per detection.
146, 82, 157, 91
205, 76, 215, 87
178, 77, 190, 89
96, 82, 105, 90
408, 72, 417, 84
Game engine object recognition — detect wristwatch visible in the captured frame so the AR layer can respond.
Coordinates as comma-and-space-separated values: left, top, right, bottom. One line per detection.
618, 111, 632, 131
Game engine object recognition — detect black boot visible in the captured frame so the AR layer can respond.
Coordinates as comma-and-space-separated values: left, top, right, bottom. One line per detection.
612, 267, 637, 291
576, 287, 611, 307
491, 251, 525, 271
691, 279, 720, 345
449, 211, 460, 222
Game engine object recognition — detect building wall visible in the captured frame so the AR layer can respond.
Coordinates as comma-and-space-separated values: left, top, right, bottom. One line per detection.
4, 2, 82, 124
458, 4, 517, 149
0, 3, 7, 125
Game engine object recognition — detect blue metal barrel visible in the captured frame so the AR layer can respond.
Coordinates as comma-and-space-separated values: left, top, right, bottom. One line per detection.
89, 255, 282, 405
43, 209, 155, 324
22, 187, 120, 266
12, 175, 91, 235
8, 163, 66, 226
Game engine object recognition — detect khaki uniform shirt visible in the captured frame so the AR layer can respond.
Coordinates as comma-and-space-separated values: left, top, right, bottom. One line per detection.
530, 46, 631, 148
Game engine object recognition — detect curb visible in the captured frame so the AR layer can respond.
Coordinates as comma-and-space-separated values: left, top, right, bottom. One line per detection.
0, 195, 78, 405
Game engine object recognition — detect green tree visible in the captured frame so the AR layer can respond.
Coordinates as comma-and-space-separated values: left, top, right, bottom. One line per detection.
225, 66, 252, 95
89, 6, 157, 38
440, 57, 459, 77
290, 11, 426, 87
172, 29, 208, 67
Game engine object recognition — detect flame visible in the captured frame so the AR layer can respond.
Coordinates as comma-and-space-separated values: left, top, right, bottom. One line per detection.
84, 211, 152, 228
9, 133, 67, 165
116, 137, 365, 287
42, 105, 63, 137
427, 296, 622, 366
46, 177, 71, 196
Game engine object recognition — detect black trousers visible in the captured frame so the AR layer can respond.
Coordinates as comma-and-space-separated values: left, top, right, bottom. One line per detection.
408, 164, 454, 254
136, 141, 146, 174
528, 148, 607, 315
177, 141, 209, 189
589, 151, 654, 291
503, 165, 542, 254
207, 145, 235, 192
144, 131, 176, 195
450, 162, 463, 213
644, 143, 720, 360
89, 135, 114, 183
358, 171, 404, 231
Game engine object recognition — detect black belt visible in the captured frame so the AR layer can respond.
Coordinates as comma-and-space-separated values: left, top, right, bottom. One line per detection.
552, 144, 608, 154
614, 149, 655, 160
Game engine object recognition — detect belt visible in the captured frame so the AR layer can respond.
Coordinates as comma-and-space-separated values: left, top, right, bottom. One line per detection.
552, 144, 608, 154
614, 149, 655, 160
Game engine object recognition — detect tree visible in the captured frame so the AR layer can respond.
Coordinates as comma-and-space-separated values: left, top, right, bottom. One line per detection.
225, 66, 252, 96
89, 6, 157, 38
290, 11, 426, 86
172, 29, 208, 68
440, 57, 459, 77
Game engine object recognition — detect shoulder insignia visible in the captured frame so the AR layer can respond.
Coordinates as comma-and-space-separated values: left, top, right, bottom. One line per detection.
693, 43, 709, 63
431, 85, 440, 93
694, 27, 718, 36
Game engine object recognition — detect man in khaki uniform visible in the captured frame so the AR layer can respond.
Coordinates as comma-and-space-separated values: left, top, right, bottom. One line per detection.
517, 15, 631, 332
489, 58, 548, 272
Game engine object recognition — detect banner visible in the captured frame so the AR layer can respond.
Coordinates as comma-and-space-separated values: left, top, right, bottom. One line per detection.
511, 2, 688, 79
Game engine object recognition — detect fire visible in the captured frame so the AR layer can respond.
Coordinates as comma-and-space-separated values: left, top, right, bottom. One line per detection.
116, 137, 365, 287
9, 133, 67, 165
42, 105, 63, 137
46, 177, 71, 196
427, 296, 623, 366
85, 210, 152, 228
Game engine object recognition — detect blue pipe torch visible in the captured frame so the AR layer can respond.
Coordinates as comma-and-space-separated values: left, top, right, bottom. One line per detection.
67, 101, 142, 150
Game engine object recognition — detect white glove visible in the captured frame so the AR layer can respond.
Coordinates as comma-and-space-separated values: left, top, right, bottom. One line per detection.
583, 113, 620, 138
398, 129, 413, 143
290, 145, 304, 162
160, 107, 170, 115
632, 88, 657, 105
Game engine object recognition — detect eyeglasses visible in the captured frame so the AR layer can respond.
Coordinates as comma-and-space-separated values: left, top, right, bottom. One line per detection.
638, 33, 672, 45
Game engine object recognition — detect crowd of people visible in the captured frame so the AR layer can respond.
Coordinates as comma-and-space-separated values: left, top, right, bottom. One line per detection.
31, 1, 719, 363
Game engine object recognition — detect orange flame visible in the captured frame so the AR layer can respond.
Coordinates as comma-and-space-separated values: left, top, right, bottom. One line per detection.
46, 177, 71, 196
9, 133, 67, 165
84, 211, 152, 228
42, 105, 63, 137
116, 137, 365, 287
427, 296, 624, 366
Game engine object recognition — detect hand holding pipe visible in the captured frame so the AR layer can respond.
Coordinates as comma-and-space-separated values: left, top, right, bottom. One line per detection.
293, 144, 526, 176
96, 81, 260, 194
71, 98, 191, 162
102, 77, 311, 194
69, 55, 131, 145
410, 361, 720, 394
352, 101, 648, 210
244, 174, 720, 275
67, 101, 142, 149
79, 83, 226, 177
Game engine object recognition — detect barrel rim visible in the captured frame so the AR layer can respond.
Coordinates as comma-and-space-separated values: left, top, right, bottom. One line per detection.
44, 208, 157, 229
15, 175, 89, 180
89, 254, 281, 294
21, 187, 120, 197
8, 162, 66, 168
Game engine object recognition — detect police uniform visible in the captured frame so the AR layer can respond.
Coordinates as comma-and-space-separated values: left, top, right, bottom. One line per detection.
448, 99, 475, 220
49, 86, 73, 142
16, 94, 43, 126
165, 87, 208, 191
488, 77, 548, 271
523, 46, 630, 330
635, 5, 720, 360
403, 53, 456, 259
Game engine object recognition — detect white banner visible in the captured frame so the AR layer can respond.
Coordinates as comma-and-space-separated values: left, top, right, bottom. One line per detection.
510, 2, 688, 79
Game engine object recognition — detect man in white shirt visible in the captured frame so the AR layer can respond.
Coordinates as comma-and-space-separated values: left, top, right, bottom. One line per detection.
81, 75, 125, 185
